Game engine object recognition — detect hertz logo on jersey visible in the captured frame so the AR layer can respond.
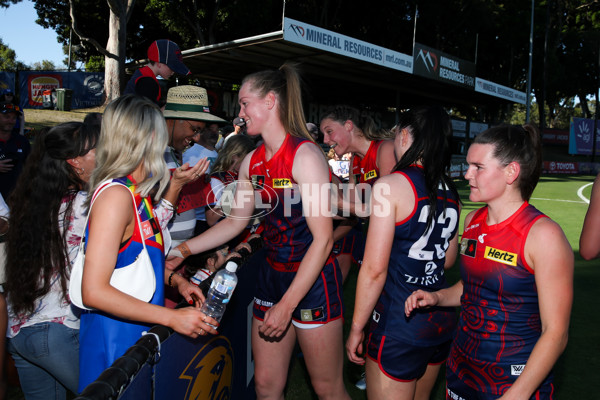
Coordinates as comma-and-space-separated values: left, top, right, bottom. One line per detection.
484, 246, 517, 266
272, 178, 292, 188
363, 169, 377, 181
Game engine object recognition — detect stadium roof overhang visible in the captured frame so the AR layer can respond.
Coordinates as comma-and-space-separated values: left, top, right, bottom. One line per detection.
181, 29, 520, 113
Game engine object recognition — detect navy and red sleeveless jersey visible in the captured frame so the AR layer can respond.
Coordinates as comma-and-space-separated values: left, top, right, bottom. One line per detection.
123, 66, 161, 104
450, 202, 551, 396
368, 165, 459, 346
352, 140, 384, 185
249, 134, 319, 268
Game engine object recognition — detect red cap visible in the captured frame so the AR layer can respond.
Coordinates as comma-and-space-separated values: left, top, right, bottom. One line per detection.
147, 39, 190, 76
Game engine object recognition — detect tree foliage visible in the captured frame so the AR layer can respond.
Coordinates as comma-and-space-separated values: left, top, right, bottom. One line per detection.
31, 60, 56, 70
2, 0, 599, 124
0, 38, 28, 71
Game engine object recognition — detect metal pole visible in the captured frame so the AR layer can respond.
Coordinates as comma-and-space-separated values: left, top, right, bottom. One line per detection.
526, 0, 534, 122
412, 5, 418, 56
68, 29, 72, 73
475, 33, 479, 64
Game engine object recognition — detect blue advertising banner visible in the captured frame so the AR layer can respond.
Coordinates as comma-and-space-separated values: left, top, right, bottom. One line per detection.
569, 117, 600, 155
16, 71, 105, 109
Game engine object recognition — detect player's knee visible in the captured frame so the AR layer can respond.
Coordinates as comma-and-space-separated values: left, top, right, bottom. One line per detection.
254, 370, 285, 398
311, 375, 344, 399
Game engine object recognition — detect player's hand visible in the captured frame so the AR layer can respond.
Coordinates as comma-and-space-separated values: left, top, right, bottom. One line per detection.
404, 289, 439, 317
346, 326, 366, 365
258, 302, 293, 338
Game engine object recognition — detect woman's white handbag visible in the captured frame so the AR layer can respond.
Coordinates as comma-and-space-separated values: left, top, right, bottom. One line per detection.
69, 181, 156, 310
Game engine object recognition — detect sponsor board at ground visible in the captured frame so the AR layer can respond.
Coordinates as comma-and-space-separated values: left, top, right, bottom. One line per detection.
542, 129, 569, 145
579, 162, 600, 175
543, 161, 579, 174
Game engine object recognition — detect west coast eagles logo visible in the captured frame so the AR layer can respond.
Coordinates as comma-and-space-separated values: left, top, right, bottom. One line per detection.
179, 336, 234, 400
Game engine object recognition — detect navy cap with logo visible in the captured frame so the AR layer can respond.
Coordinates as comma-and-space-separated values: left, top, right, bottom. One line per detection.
147, 39, 191, 76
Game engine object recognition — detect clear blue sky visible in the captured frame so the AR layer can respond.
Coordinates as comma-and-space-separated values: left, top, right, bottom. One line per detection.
1, 0, 66, 68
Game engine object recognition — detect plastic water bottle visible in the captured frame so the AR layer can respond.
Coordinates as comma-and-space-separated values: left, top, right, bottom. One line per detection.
200, 261, 239, 329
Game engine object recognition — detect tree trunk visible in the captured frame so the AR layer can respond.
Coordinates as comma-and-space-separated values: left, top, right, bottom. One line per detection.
104, 6, 127, 103
578, 92, 591, 118
70, 0, 134, 105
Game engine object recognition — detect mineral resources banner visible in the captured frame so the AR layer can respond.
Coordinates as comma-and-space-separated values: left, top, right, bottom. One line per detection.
569, 117, 600, 155
17, 71, 105, 109
475, 78, 526, 105
413, 43, 476, 90
283, 17, 413, 74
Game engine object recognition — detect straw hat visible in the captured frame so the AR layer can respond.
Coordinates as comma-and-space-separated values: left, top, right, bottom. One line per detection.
163, 85, 226, 124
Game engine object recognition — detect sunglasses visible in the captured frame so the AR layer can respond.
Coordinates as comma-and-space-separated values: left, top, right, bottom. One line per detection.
0, 103, 21, 114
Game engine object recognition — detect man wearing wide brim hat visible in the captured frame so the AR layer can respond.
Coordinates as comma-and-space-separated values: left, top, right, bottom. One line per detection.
163, 85, 227, 154
163, 85, 227, 256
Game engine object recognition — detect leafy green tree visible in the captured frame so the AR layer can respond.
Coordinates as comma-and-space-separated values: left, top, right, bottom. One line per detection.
0, 38, 29, 71
85, 55, 105, 72
31, 60, 57, 70
0, 0, 19, 7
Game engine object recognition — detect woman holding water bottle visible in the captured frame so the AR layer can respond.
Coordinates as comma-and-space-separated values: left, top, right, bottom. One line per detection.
77, 95, 218, 391
168, 63, 350, 400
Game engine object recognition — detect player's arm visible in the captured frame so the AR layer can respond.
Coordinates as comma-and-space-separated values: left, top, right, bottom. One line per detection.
167, 153, 255, 269
376, 139, 397, 176
500, 217, 573, 400
346, 174, 412, 363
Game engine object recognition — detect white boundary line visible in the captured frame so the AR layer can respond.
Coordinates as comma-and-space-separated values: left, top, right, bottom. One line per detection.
531, 182, 593, 204
531, 197, 587, 204
577, 182, 594, 204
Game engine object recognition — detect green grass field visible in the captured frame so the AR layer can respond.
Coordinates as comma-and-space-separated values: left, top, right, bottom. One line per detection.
285, 174, 600, 399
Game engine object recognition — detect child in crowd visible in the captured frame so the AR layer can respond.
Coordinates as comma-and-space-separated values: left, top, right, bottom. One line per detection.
187, 245, 231, 286
123, 39, 190, 106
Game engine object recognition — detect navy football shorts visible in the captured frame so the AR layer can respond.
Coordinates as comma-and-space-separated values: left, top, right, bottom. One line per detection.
253, 256, 344, 327
366, 333, 451, 381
